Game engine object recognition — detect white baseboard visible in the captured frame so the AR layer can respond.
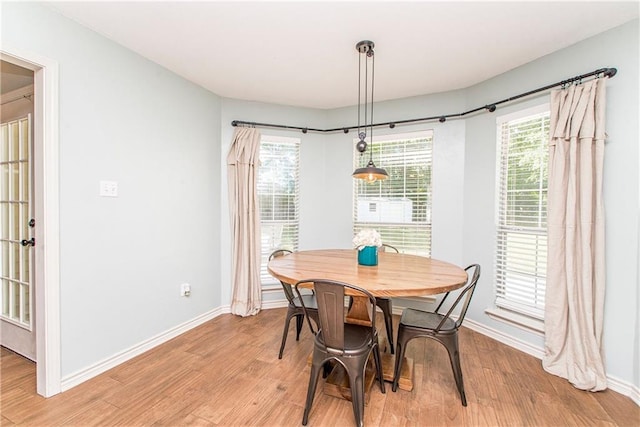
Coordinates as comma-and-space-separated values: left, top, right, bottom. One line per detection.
607, 375, 640, 405
60, 306, 229, 391
463, 317, 545, 359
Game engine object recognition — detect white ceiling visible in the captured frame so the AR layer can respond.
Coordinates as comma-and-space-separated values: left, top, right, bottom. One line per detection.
48, 1, 638, 109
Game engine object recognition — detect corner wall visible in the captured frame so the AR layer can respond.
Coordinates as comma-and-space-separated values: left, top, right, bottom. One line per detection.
2, 2, 224, 378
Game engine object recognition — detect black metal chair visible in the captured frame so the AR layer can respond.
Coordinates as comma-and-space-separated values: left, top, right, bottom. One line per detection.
392, 264, 481, 406
295, 279, 385, 427
269, 249, 319, 359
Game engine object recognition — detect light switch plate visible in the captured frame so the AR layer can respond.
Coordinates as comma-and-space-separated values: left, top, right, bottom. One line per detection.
99, 180, 118, 197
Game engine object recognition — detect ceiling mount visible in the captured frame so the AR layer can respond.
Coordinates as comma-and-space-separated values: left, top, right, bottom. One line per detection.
356, 40, 374, 56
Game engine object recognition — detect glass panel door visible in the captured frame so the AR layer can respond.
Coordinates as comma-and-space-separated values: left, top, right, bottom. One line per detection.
0, 115, 32, 329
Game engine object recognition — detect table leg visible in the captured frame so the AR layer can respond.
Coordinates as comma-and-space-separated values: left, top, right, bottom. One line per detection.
315, 338, 414, 404
345, 295, 373, 326
343, 297, 415, 391
381, 353, 413, 391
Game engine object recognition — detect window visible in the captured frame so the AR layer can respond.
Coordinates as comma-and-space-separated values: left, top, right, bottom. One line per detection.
495, 106, 549, 320
353, 131, 432, 255
258, 135, 300, 284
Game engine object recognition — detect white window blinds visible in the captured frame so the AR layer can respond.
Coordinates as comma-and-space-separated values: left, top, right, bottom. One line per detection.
495, 108, 549, 319
258, 136, 300, 284
353, 131, 432, 256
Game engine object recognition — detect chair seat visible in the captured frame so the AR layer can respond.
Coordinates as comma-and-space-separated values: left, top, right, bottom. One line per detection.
292, 294, 318, 310
400, 307, 456, 332
316, 324, 375, 355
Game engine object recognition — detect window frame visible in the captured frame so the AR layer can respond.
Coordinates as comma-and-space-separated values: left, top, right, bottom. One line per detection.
352, 130, 433, 256
257, 134, 300, 287
493, 104, 550, 324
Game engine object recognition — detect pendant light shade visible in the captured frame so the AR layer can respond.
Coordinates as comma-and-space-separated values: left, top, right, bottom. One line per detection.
352, 159, 389, 183
353, 40, 388, 183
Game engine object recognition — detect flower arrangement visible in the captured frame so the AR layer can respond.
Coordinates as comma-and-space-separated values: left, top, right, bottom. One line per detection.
352, 228, 382, 248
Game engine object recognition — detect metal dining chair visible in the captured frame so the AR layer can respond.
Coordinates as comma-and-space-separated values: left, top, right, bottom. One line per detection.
269, 249, 319, 359
295, 279, 385, 427
392, 264, 481, 406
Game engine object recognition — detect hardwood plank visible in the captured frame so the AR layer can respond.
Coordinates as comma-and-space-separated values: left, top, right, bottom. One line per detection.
1, 308, 638, 426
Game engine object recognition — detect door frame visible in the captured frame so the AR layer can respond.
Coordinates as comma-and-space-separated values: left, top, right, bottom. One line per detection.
1, 46, 61, 397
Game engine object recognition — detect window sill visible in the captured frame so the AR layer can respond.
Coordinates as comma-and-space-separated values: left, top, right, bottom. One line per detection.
485, 307, 544, 336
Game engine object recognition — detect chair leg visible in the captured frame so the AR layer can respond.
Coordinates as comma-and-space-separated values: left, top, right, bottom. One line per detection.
392, 330, 408, 392
302, 355, 324, 426
278, 309, 295, 359
378, 299, 395, 354
295, 314, 304, 341
373, 344, 386, 393
346, 358, 367, 427
441, 334, 467, 406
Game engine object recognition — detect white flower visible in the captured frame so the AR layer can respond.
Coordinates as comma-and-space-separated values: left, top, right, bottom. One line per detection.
352, 229, 382, 248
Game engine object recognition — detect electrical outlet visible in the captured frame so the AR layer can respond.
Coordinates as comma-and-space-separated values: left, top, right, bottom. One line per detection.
180, 283, 191, 297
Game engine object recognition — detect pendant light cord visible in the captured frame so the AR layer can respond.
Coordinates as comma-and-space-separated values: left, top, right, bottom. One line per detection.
364, 50, 368, 144
369, 50, 375, 164
357, 51, 362, 139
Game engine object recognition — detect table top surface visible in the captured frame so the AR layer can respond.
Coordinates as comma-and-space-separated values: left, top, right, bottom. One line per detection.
267, 249, 468, 298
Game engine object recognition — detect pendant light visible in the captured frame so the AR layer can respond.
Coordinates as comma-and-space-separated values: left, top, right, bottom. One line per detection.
352, 40, 388, 183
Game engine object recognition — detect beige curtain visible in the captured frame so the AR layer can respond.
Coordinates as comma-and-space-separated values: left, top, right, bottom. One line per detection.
227, 127, 262, 316
543, 79, 607, 391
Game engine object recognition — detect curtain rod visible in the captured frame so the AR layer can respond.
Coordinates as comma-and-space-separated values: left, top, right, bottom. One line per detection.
231, 67, 617, 134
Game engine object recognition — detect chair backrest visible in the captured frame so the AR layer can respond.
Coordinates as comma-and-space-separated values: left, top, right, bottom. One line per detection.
380, 243, 399, 253
295, 279, 377, 354
269, 249, 295, 303
434, 264, 481, 330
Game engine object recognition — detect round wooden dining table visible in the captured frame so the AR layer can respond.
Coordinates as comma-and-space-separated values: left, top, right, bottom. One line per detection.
267, 248, 468, 324
268, 248, 468, 393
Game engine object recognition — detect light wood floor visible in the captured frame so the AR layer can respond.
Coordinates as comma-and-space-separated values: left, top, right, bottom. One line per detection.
2, 308, 638, 426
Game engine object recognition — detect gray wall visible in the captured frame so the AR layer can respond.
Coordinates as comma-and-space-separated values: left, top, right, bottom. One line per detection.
2, 3, 223, 376
3, 2, 637, 393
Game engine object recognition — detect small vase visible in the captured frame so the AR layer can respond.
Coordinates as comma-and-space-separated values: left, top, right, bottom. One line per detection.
358, 246, 378, 266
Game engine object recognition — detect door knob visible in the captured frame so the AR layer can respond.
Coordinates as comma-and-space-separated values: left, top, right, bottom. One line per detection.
21, 238, 35, 247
